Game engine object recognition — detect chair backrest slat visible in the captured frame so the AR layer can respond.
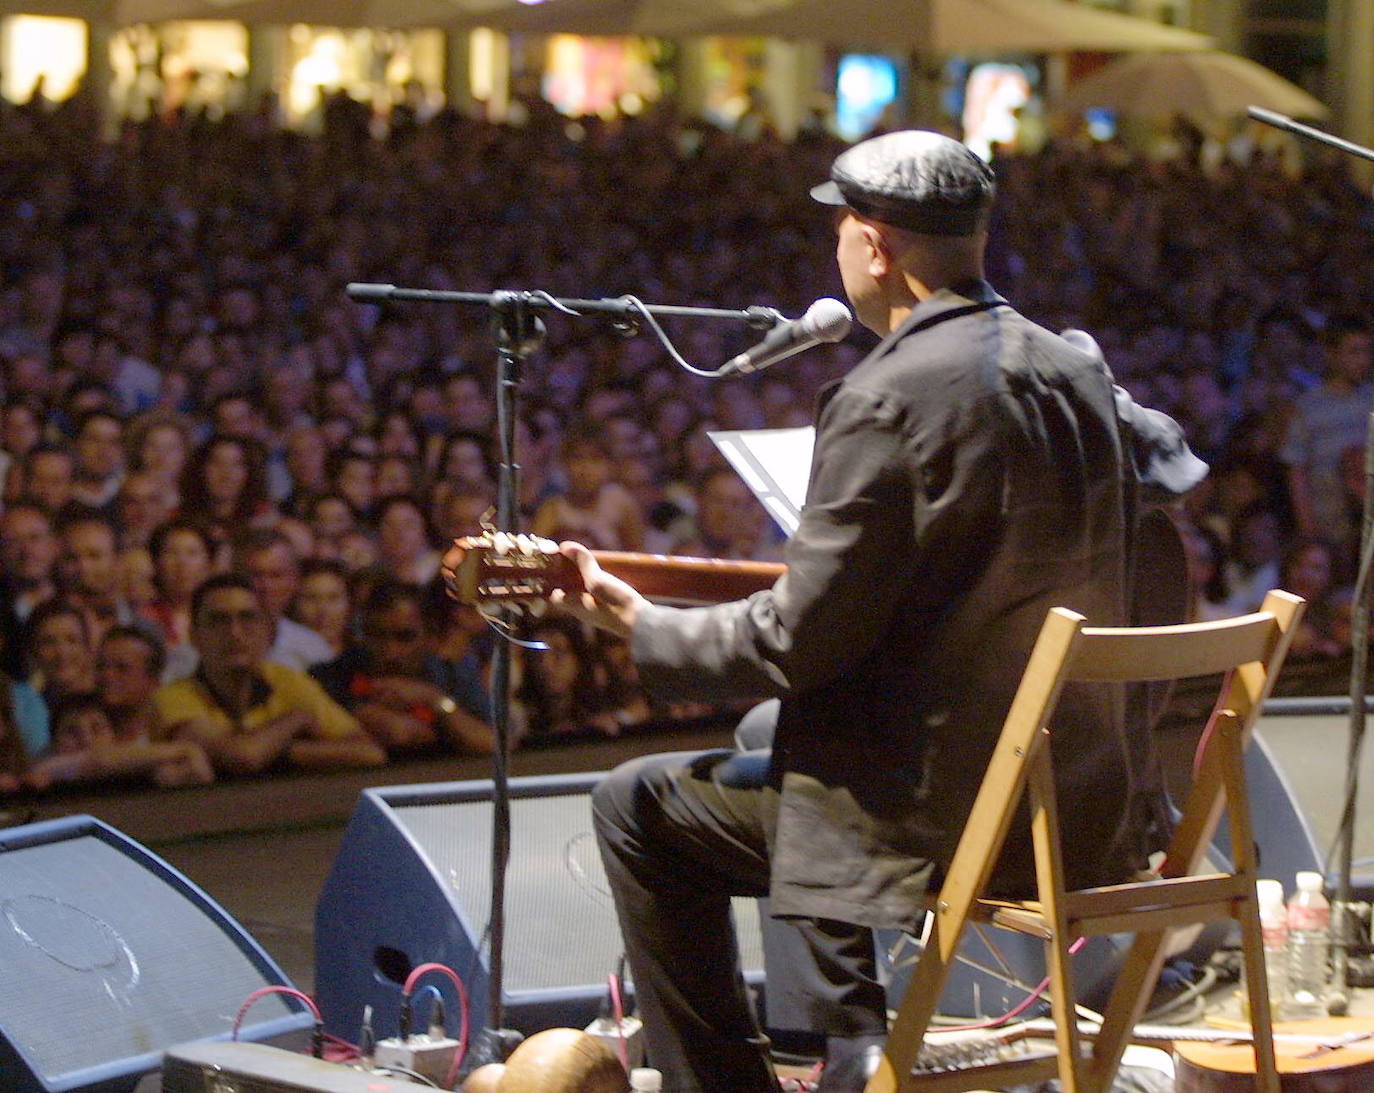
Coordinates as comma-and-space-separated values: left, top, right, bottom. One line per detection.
1067, 611, 1282, 683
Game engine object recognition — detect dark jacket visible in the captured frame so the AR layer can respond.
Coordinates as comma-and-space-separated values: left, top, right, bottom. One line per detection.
629, 281, 1204, 932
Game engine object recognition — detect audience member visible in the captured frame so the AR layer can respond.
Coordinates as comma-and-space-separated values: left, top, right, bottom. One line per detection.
18, 443, 76, 514
54, 510, 135, 645
141, 518, 217, 679
25, 692, 213, 790
1277, 537, 1343, 660
1221, 503, 1285, 615
512, 615, 631, 741
1280, 315, 1374, 552
312, 579, 493, 755
97, 625, 168, 742
0, 501, 60, 629
671, 466, 785, 561
531, 425, 645, 550
180, 434, 273, 553
306, 493, 362, 561
70, 409, 125, 511
125, 411, 192, 507
290, 559, 354, 658
374, 494, 443, 586
116, 471, 177, 550
151, 574, 385, 775
236, 529, 335, 670
0, 646, 51, 792
24, 599, 96, 703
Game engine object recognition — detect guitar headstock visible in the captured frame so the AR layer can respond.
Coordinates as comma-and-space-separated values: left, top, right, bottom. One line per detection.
445, 532, 581, 605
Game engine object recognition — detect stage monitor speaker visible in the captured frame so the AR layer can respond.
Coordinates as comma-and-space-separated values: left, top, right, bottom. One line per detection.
1235, 696, 1374, 894
314, 772, 766, 1041
0, 814, 313, 1093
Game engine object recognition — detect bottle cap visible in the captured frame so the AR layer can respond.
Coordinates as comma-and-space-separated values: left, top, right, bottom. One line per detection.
630, 1068, 662, 1091
1256, 878, 1284, 905
1295, 871, 1324, 891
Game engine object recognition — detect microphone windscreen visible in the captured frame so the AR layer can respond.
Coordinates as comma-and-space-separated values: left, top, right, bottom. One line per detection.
805, 297, 853, 343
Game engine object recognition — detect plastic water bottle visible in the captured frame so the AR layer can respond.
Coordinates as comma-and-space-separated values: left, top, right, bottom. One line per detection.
1256, 879, 1290, 1019
1286, 870, 1330, 1018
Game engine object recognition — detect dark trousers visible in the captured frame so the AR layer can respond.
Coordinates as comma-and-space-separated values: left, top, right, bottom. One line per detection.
591, 701, 887, 1092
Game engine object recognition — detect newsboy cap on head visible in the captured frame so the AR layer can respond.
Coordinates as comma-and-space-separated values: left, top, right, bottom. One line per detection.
811, 130, 995, 236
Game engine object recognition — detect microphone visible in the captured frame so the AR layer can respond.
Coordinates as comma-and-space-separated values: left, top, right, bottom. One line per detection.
720, 298, 852, 376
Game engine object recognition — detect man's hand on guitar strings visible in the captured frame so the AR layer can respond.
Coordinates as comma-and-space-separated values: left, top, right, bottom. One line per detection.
550, 541, 647, 639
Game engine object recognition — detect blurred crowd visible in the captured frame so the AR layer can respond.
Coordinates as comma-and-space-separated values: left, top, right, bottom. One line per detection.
0, 85, 1370, 794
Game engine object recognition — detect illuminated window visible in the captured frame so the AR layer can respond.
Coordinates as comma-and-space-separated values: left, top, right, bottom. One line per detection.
1, 16, 86, 103
836, 55, 898, 141
962, 62, 1031, 160
541, 34, 662, 118
111, 22, 249, 118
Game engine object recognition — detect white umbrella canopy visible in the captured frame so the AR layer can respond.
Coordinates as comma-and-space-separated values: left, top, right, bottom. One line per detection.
31, 0, 1215, 47
113, 0, 663, 30
0, 0, 143, 16
1060, 50, 1328, 119
111, 0, 522, 26
636, 0, 1214, 53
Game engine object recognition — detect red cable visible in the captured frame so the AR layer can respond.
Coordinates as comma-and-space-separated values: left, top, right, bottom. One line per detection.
1191, 668, 1236, 781
231, 985, 322, 1041
608, 972, 629, 1071
932, 935, 1088, 1033
401, 961, 471, 1088
322, 1032, 362, 1062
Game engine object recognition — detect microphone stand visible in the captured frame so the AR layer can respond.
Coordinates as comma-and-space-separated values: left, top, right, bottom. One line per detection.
1247, 107, 1374, 1005
345, 282, 781, 1072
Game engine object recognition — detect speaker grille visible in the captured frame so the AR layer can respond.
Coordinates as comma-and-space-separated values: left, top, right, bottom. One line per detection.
391, 792, 765, 996
1252, 711, 1374, 886
0, 833, 293, 1086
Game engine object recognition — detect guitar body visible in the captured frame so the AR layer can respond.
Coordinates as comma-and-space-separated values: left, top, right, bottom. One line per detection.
1174, 1018, 1374, 1092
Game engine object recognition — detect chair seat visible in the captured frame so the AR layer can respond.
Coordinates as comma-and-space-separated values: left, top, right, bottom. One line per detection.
981, 872, 1254, 939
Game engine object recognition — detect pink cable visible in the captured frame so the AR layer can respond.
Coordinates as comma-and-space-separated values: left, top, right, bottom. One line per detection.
322, 1032, 362, 1062
933, 936, 1089, 1033
402, 961, 471, 1088
231, 985, 321, 1041
608, 972, 629, 1071
1191, 668, 1236, 782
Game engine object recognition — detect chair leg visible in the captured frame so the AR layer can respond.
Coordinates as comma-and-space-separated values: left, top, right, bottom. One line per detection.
1234, 893, 1281, 1093
1215, 720, 1280, 1093
1028, 747, 1092, 1093
866, 914, 944, 1093
1086, 927, 1173, 1091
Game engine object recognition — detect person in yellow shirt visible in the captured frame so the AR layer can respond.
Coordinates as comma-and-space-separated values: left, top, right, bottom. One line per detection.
152, 574, 385, 776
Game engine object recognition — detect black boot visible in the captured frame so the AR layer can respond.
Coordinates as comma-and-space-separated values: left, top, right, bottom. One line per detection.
815, 1036, 885, 1092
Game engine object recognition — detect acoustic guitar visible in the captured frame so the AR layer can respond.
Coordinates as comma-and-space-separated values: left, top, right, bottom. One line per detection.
1173, 1016, 1374, 1092
908, 1017, 1374, 1092
443, 531, 783, 606
442, 506, 1191, 616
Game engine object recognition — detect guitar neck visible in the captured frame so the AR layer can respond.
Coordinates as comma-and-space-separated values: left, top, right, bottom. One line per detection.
591, 551, 785, 604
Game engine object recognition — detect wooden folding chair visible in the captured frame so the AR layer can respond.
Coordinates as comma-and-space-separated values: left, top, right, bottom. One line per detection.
867, 589, 1306, 1093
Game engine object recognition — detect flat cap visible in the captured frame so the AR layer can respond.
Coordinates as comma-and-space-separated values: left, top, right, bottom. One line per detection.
811, 130, 995, 236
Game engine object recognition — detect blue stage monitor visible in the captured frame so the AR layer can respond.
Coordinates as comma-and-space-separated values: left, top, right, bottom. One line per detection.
0, 814, 314, 1093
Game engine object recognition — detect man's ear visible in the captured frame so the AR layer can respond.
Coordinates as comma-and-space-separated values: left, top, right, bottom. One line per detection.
862, 222, 892, 278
